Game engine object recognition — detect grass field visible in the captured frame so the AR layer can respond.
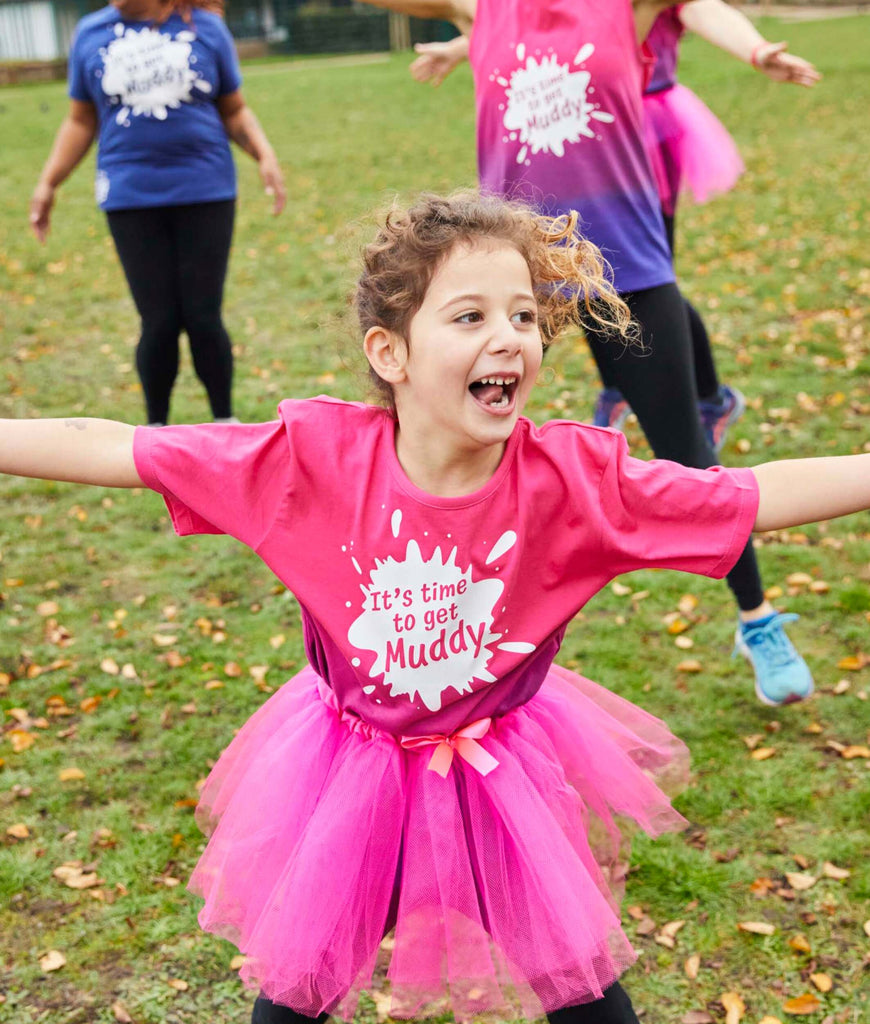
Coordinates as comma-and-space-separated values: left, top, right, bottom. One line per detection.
1, 14, 870, 1024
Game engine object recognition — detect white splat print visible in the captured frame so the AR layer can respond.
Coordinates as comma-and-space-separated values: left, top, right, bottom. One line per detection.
100, 24, 212, 127
346, 520, 535, 711
494, 43, 614, 165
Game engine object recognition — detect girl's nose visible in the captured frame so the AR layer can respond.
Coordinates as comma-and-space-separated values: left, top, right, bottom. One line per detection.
488, 319, 522, 354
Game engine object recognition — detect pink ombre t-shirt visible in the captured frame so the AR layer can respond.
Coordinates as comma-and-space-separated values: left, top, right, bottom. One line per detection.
133, 398, 758, 736
470, 0, 674, 292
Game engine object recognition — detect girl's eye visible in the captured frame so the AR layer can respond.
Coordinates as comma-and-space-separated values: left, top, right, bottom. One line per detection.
512, 309, 537, 325
456, 311, 483, 324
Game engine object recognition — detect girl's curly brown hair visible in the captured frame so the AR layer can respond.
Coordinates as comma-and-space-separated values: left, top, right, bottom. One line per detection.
354, 191, 635, 404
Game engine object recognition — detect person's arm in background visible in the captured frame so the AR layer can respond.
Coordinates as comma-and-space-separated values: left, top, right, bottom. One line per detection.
217, 91, 287, 215
29, 99, 98, 243
679, 0, 820, 86
219, 91, 286, 215
354, 0, 475, 36
410, 33, 469, 87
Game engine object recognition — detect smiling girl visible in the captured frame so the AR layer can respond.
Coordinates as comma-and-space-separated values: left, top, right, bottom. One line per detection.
3, 193, 870, 1024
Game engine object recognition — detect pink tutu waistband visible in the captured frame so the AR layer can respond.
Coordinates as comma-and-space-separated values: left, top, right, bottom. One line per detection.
190, 665, 690, 1021
644, 83, 744, 215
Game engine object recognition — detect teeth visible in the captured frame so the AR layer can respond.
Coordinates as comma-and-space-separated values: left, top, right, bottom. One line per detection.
478, 376, 517, 386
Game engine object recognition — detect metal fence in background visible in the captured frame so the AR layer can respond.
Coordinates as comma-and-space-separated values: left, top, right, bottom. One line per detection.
0, 0, 457, 63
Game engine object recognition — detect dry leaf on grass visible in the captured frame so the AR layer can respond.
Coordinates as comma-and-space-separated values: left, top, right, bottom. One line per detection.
758, 1018, 783, 1024
782, 992, 821, 1015
6, 823, 30, 839
167, 979, 189, 992
230, 955, 247, 970
111, 1001, 134, 1023
751, 747, 777, 761
822, 861, 850, 880
58, 767, 85, 782
785, 872, 817, 891
39, 950, 66, 972
809, 972, 832, 993
681, 1013, 714, 1024
788, 933, 811, 954
720, 991, 746, 1024
738, 920, 776, 936
684, 953, 700, 979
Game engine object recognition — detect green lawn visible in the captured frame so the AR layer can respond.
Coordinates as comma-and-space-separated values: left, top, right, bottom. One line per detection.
1, 15, 869, 1024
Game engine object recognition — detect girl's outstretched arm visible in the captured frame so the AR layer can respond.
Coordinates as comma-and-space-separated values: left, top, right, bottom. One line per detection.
753, 454, 870, 533
0, 418, 141, 488
679, 0, 820, 86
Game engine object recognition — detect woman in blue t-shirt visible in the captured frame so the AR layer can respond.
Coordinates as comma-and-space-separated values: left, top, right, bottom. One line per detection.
30, 0, 285, 426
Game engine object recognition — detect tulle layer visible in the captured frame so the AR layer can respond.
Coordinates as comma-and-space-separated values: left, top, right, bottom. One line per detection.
190, 664, 689, 1021
644, 83, 745, 215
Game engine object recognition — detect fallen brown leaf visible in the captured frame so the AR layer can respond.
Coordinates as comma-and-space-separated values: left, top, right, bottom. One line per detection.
58, 767, 85, 782
680, 1013, 714, 1024
39, 950, 66, 972
167, 978, 189, 992
782, 992, 821, 1015
788, 933, 811, 954
751, 747, 777, 761
720, 991, 746, 1024
785, 872, 817, 891
822, 861, 850, 880
111, 1000, 134, 1023
738, 921, 776, 936
6, 823, 30, 839
809, 972, 832, 993
684, 953, 700, 979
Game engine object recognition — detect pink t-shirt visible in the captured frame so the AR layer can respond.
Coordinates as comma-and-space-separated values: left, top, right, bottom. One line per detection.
134, 398, 758, 737
470, 0, 674, 293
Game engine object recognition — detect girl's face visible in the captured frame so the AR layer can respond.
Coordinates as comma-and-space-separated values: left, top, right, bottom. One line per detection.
393, 240, 543, 458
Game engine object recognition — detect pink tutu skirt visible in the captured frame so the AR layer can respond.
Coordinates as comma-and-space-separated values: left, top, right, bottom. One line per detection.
644, 83, 745, 217
190, 665, 690, 1021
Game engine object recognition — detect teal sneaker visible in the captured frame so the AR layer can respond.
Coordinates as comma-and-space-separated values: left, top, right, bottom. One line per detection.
733, 612, 814, 706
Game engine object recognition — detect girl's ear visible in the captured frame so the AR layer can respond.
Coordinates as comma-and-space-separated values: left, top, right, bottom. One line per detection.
364, 326, 408, 385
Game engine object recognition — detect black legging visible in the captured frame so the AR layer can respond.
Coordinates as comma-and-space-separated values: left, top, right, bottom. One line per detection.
252, 982, 639, 1023
584, 282, 764, 611
598, 215, 718, 402
662, 212, 718, 401
106, 199, 236, 424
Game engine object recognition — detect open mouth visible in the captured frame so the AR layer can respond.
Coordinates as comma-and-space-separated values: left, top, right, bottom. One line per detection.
468, 375, 519, 411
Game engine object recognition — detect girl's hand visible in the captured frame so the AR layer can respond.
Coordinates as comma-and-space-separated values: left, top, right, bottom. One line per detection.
259, 154, 286, 216
410, 40, 467, 87
30, 182, 56, 243
752, 42, 821, 87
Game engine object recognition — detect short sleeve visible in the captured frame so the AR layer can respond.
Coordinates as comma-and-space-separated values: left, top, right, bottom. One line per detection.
211, 17, 243, 95
596, 432, 759, 580
67, 25, 93, 103
133, 419, 289, 549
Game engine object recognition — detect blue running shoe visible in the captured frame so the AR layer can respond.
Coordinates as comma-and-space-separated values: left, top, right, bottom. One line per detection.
733, 612, 814, 706
699, 384, 746, 455
593, 387, 631, 430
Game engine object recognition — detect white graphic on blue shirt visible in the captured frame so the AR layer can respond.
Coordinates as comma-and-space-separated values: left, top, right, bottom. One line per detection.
492, 43, 614, 166
99, 23, 212, 127
346, 519, 535, 712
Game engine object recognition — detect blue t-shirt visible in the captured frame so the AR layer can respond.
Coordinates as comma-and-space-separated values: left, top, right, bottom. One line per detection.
68, 6, 242, 211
